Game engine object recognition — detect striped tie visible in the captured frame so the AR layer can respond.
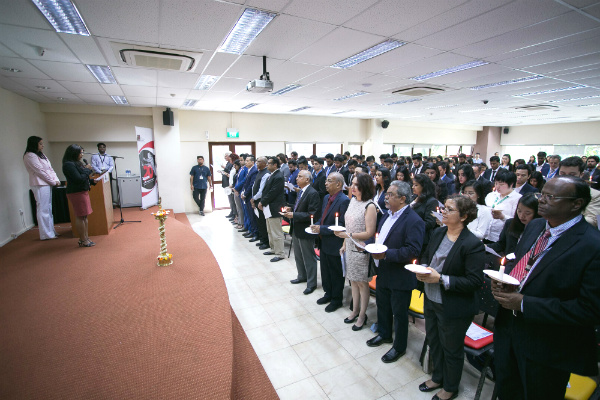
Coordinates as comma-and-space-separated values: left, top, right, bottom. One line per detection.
510, 229, 551, 283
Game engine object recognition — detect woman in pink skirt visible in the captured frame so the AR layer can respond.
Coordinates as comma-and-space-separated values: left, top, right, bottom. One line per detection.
62, 144, 95, 247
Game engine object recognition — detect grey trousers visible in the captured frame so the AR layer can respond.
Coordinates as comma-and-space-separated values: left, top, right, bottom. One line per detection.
292, 234, 317, 289
234, 193, 244, 225
266, 217, 285, 258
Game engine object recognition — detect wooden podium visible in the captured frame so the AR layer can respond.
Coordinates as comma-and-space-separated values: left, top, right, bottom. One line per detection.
68, 174, 114, 236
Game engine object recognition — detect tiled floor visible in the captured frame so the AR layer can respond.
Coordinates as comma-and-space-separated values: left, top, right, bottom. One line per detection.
187, 210, 495, 400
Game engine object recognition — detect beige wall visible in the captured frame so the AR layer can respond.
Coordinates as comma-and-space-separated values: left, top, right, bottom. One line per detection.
501, 121, 600, 145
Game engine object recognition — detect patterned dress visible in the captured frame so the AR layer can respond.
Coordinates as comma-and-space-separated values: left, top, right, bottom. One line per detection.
344, 198, 373, 282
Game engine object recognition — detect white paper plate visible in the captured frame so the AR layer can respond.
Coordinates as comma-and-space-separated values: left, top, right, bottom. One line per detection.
483, 269, 520, 285
365, 243, 388, 254
404, 264, 431, 274
279, 212, 287, 216
305, 227, 318, 234
328, 225, 346, 232
224, 187, 232, 196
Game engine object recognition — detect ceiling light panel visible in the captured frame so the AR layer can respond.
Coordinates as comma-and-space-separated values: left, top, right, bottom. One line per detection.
333, 92, 368, 101
182, 99, 197, 107
459, 107, 499, 113
290, 106, 311, 112
513, 85, 587, 97
385, 98, 422, 106
271, 84, 302, 96
194, 75, 219, 90
31, 0, 90, 36
331, 39, 406, 69
241, 103, 258, 109
219, 8, 277, 55
332, 109, 355, 114
111, 95, 128, 105
548, 95, 600, 103
411, 61, 489, 81
86, 65, 117, 84
469, 75, 545, 90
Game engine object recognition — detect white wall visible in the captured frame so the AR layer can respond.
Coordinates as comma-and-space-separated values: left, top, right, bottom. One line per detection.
0, 88, 47, 246
378, 120, 481, 146
501, 121, 600, 145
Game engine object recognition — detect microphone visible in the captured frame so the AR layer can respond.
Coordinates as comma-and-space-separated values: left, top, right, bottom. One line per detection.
83, 152, 95, 155
111, 155, 124, 159
83, 159, 88, 165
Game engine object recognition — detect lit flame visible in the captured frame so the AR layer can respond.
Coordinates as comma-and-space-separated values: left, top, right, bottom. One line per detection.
501, 257, 505, 266
413, 259, 417, 264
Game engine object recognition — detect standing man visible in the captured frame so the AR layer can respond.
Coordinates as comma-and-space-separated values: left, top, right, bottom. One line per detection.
312, 158, 328, 202
586, 155, 600, 189
284, 170, 320, 290
277, 153, 290, 183
334, 155, 349, 183
545, 155, 561, 180
483, 156, 501, 182
514, 165, 538, 194
260, 156, 286, 262
222, 151, 235, 219
492, 176, 600, 399
411, 155, 423, 175
473, 153, 483, 164
91, 143, 115, 174
324, 153, 336, 177
289, 151, 298, 162
234, 154, 249, 232
559, 156, 600, 228
242, 156, 258, 238
251, 157, 270, 246
189, 156, 212, 216
473, 163, 493, 195
366, 181, 424, 363
536, 151, 550, 175
311, 172, 350, 311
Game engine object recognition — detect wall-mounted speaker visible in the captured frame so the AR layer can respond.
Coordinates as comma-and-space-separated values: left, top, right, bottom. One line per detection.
503, 127, 509, 134
381, 120, 389, 129
163, 107, 174, 126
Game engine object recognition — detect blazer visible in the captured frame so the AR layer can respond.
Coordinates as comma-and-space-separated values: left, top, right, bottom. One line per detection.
222, 161, 232, 187
63, 161, 93, 193
483, 168, 501, 182
234, 166, 247, 192
423, 226, 486, 318
280, 163, 290, 182
441, 175, 456, 196
487, 218, 519, 257
290, 185, 321, 240
312, 169, 327, 202
252, 167, 269, 198
497, 218, 600, 376
23, 152, 59, 187
366, 207, 424, 291
517, 182, 538, 194
260, 169, 285, 216
476, 175, 494, 195
411, 196, 439, 249
243, 165, 258, 198
539, 163, 550, 177
318, 192, 350, 256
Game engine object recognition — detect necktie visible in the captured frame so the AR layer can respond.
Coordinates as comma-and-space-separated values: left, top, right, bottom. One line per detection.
294, 189, 303, 211
491, 170, 496, 182
510, 229, 551, 283
320, 195, 335, 224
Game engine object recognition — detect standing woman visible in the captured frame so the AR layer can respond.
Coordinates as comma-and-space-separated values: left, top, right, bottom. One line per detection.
529, 171, 545, 192
374, 167, 391, 218
229, 158, 242, 226
416, 196, 485, 400
411, 174, 439, 254
62, 144, 95, 247
23, 136, 61, 240
424, 163, 448, 203
395, 166, 412, 183
462, 180, 493, 241
455, 164, 475, 194
500, 154, 513, 171
335, 173, 377, 331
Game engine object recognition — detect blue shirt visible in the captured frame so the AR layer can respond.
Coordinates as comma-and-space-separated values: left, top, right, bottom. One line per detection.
190, 165, 211, 189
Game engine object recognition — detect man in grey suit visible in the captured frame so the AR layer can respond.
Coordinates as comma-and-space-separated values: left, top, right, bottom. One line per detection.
282, 170, 321, 294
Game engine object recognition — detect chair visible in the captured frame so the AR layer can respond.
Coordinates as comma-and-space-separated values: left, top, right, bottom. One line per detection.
314, 247, 320, 261
368, 275, 376, 295
565, 374, 598, 400
281, 222, 292, 258
408, 289, 425, 323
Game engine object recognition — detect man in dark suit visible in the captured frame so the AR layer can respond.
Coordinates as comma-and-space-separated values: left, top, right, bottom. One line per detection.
344, 159, 358, 195
241, 156, 258, 239
283, 170, 321, 293
411, 155, 424, 175
483, 156, 501, 182
366, 180, 425, 363
259, 156, 286, 262
514, 164, 538, 195
536, 151, 550, 176
312, 172, 350, 312
472, 163, 493, 195
492, 176, 600, 400
222, 151, 235, 219
586, 155, 600, 189
334, 155, 349, 184
250, 157, 270, 244
324, 153, 336, 177
312, 158, 328, 202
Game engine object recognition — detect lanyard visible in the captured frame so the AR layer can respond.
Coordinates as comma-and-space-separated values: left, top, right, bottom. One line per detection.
492, 193, 510, 209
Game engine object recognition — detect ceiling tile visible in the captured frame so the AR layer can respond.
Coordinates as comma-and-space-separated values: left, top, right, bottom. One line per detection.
59, 34, 108, 65
121, 85, 157, 97
59, 81, 107, 94
211, 77, 248, 93
101, 84, 124, 96
0, 43, 17, 57
583, 3, 600, 17
157, 87, 190, 98
201, 52, 239, 76
128, 96, 158, 106
349, 44, 443, 74
310, 69, 376, 90
564, 0, 600, 8
0, 57, 49, 79
28, 60, 96, 82
0, 25, 79, 63
157, 71, 201, 88
385, 52, 476, 79
156, 97, 185, 107
10, 77, 69, 93
521, 53, 600, 75
223, 55, 284, 80
247, 0, 289, 12
284, 0, 379, 25
112, 67, 158, 86
77, 94, 115, 104
0, 2, 52, 29
265, 61, 323, 84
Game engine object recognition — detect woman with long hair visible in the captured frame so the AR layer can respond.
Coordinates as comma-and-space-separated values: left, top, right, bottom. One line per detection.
500, 154, 513, 171
23, 136, 61, 240
394, 166, 412, 183
424, 163, 448, 203
374, 167, 391, 217
455, 164, 475, 194
411, 174, 439, 252
529, 171, 545, 192
488, 193, 539, 257
62, 144, 95, 247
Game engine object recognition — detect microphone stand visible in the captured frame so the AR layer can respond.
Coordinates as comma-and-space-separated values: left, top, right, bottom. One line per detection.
111, 155, 141, 229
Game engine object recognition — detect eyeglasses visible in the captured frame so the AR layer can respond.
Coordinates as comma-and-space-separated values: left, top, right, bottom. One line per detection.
534, 192, 577, 201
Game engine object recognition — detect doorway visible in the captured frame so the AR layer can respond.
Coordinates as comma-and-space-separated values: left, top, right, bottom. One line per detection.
208, 142, 256, 210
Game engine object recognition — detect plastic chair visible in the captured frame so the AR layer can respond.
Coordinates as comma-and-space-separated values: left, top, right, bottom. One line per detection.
281, 224, 292, 258
565, 374, 598, 400
408, 289, 425, 323
368, 275, 376, 295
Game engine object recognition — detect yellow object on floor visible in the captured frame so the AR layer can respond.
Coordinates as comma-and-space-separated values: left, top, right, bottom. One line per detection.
409, 289, 424, 315
565, 373, 597, 400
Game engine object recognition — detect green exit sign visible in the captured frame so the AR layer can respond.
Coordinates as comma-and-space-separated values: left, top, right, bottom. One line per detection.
226, 129, 239, 138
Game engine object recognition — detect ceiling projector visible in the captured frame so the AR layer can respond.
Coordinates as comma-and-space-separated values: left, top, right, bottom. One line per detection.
246, 56, 273, 93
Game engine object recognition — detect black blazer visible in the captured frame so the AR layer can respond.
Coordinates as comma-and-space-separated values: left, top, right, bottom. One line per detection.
487, 218, 519, 257
365, 207, 424, 291
483, 168, 501, 182
318, 192, 350, 256
496, 217, 600, 376
476, 175, 494, 195
260, 169, 285, 216
423, 226, 485, 318
290, 185, 321, 240
412, 196, 439, 248
63, 161, 93, 193
222, 161, 232, 187
517, 182, 538, 194
313, 170, 327, 202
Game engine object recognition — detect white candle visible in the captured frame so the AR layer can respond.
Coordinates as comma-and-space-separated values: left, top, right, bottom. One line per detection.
335, 212, 339, 226
499, 265, 505, 281
310, 214, 314, 225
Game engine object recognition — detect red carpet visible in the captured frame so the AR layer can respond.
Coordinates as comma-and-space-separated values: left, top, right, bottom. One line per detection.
0, 207, 277, 399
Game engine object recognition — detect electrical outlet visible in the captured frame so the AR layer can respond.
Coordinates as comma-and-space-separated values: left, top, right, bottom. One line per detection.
19, 209, 23, 215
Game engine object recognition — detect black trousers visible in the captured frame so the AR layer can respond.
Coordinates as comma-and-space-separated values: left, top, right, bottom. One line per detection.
376, 286, 411, 352
320, 252, 345, 305
495, 313, 570, 400
424, 297, 473, 393
192, 188, 207, 211
257, 208, 268, 243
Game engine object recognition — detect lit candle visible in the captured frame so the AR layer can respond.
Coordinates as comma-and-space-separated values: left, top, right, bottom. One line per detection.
413, 259, 417, 264
335, 212, 339, 226
375, 233, 379, 243
436, 207, 440, 213
499, 257, 505, 280
590, 174, 593, 182
310, 214, 314, 225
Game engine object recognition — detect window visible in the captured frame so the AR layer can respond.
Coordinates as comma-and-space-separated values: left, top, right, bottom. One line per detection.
554, 145, 585, 159
430, 145, 446, 157
446, 146, 460, 157
412, 145, 430, 157
380, 144, 394, 156
315, 143, 342, 157
346, 144, 362, 157
461, 145, 473, 155
502, 145, 554, 163
393, 145, 412, 157
585, 145, 600, 157
285, 142, 313, 158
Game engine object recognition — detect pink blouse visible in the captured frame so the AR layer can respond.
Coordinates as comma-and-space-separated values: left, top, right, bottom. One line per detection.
23, 152, 60, 187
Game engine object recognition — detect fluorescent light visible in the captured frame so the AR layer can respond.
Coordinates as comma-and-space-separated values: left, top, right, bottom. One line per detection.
290, 106, 311, 112
459, 107, 499, 113
513, 85, 586, 97
331, 39, 406, 69
548, 95, 600, 103
578, 103, 600, 107
385, 98, 421, 106
469, 75, 544, 90
194, 75, 219, 90
182, 99, 197, 107
333, 92, 368, 101
111, 95, 128, 105
271, 84, 302, 96
332, 109, 355, 114
411, 60, 489, 81
241, 103, 258, 109
86, 65, 116, 84
219, 8, 276, 55
426, 104, 458, 109
1, 67, 22, 73
31, 0, 90, 35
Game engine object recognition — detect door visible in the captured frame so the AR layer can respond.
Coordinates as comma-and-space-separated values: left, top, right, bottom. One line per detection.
208, 142, 256, 210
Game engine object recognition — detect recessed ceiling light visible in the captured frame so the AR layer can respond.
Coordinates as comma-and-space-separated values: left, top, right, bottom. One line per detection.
426, 104, 459, 109
194, 75, 219, 90
548, 95, 600, 103
86, 65, 117, 84
36, 86, 51, 90
1, 67, 22, 73
290, 106, 311, 112
332, 109, 355, 114
385, 98, 421, 106
333, 92, 368, 101
182, 99, 197, 107
219, 8, 276, 55
57, 97, 65, 100
241, 103, 258, 109
411, 60, 489, 81
578, 103, 600, 107
513, 85, 586, 97
31, 0, 90, 36
331, 39, 406, 69
469, 75, 545, 90
271, 84, 302, 96
111, 95, 128, 105
459, 107, 499, 113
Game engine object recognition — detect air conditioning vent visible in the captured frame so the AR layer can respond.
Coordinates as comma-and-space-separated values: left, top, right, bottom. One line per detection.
111, 42, 202, 72
392, 86, 445, 97
514, 104, 558, 111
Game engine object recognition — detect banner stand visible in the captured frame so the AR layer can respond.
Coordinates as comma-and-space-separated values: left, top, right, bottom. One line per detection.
136, 126, 159, 209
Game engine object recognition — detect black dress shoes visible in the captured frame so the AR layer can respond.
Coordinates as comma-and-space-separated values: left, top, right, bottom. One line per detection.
303, 287, 316, 295
366, 335, 393, 347
242, 232, 253, 238
324, 302, 342, 313
263, 251, 275, 255
270, 257, 284, 262
352, 315, 368, 331
258, 244, 269, 250
432, 391, 458, 400
344, 314, 358, 324
316, 296, 331, 305
381, 348, 405, 363
290, 279, 307, 284
238, 228, 248, 232
249, 237, 260, 242
418, 381, 443, 393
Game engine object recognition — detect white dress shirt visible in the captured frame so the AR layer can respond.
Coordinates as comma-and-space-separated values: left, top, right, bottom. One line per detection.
91, 153, 114, 173
374, 205, 408, 266
484, 190, 522, 242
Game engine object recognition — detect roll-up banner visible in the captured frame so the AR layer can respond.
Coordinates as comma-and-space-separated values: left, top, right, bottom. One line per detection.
135, 126, 159, 209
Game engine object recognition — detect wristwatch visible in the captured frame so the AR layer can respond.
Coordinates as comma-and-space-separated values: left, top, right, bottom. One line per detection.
439, 276, 444, 285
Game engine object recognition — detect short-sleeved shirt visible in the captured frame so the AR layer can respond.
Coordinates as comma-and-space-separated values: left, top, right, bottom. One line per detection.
190, 165, 211, 189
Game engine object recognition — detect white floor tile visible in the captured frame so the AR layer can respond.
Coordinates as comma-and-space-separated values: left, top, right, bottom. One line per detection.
292, 334, 354, 375
276, 376, 328, 400
276, 313, 329, 346
258, 347, 312, 389
245, 323, 291, 356
314, 359, 387, 400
